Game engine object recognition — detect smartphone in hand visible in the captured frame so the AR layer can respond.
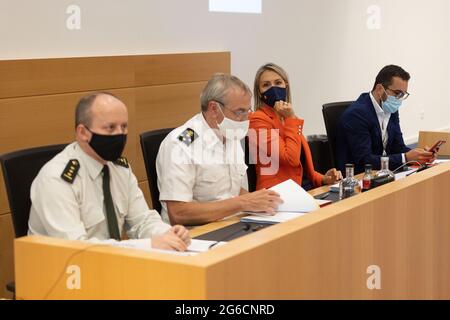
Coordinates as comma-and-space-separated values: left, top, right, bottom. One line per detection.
428, 140, 446, 154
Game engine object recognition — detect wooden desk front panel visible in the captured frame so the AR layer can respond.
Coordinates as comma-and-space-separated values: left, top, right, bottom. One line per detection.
202, 164, 450, 299
14, 163, 450, 299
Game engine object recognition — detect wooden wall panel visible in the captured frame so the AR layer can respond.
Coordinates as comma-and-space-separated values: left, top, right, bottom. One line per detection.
0, 52, 230, 99
0, 52, 230, 298
134, 52, 230, 86
0, 94, 76, 154
0, 56, 134, 99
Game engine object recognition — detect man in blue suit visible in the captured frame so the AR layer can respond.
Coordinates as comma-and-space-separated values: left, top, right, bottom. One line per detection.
336, 65, 433, 174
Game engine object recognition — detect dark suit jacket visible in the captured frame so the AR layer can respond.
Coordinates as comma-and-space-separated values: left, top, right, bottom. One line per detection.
336, 93, 410, 174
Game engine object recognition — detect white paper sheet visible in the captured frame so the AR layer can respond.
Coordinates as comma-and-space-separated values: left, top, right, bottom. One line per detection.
187, 239, 227, 252
394, 168, 419, 180
268, 179, 319, 212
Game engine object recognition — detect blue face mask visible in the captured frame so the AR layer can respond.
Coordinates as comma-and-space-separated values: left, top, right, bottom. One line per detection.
382, 90, 402, 114
261, 86, 287, 107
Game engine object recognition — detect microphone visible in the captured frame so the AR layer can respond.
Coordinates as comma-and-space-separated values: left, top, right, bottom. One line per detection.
393, 160, 425, 173
208, 223, 252, 249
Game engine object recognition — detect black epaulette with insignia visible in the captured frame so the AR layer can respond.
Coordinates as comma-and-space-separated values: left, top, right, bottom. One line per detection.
114, 156, 129, 168
178, 128, 198, 146
61, 159, 80, 184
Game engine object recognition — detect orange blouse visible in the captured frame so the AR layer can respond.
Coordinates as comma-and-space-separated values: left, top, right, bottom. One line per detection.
249, 105, 323, 190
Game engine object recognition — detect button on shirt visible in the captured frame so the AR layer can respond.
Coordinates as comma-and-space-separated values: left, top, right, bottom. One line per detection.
28, 142, 170, 247
156, 113, 248, 224
369, 93, 406, 163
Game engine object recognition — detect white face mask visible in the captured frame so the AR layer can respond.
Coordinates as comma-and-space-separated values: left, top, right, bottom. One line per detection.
217, 106, 249, 140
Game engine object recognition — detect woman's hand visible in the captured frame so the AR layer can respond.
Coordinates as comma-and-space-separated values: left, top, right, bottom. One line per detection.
274, 101, 296, 119
322, 168, 342, 185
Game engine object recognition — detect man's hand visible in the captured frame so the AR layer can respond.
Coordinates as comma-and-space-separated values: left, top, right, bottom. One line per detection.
239, 189, 283, 214
151, 225, 191, 251
406, 148, 434, 164
322, 168, 342, 185
170, 225, 191, 246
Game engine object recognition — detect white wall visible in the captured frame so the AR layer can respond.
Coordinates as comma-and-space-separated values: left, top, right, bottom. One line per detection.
1, 0, 449, 142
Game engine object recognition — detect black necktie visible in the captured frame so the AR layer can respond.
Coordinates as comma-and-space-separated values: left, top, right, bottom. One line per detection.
102, 165, 121, 241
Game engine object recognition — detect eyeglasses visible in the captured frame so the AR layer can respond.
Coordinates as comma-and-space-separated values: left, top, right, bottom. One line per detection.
214, 100, 253, 120
385, 87, 410, 101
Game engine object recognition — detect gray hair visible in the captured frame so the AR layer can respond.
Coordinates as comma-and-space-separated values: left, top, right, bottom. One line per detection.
200, 73, 252, 112
75, 91, 118, 128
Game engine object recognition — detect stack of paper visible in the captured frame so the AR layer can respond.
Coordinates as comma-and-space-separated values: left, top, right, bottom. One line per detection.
269, 179, 320, 212
241, 179, 320, 224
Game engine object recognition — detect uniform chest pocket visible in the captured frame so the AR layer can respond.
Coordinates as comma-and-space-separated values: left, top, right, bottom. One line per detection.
199, 165, 228, 183
81, 205, 105, 229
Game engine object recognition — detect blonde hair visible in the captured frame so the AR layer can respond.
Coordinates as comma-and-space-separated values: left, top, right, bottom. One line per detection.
253, 63, 291, 110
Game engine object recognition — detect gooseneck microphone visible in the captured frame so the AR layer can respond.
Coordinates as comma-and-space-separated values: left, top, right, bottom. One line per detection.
393, 160, 425, 173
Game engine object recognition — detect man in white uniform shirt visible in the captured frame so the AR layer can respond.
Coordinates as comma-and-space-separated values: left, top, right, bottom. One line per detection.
157, 74, 282, 225
29, 92, 190, 251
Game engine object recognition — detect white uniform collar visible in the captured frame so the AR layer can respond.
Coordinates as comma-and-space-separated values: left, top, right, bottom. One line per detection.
74, 142, 104, 180
195, 112, 223, 149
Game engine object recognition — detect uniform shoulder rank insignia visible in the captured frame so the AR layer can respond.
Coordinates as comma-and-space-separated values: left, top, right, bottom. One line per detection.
114, 157, 129, 168
178, 128, 198, 146
61, 159, 80, 184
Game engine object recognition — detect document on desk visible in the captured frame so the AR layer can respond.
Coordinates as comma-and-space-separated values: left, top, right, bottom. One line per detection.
270, 179, 320, 212
117, 239, 226, 256
394, 168, 419, 180
241, 179, 319, 224
187, 239, 227, 252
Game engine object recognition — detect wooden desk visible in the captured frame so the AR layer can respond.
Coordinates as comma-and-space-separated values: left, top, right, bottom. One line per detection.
14, 162, 450, 299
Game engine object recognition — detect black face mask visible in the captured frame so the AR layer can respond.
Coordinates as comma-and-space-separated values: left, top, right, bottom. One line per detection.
86, 128, 127, 162
261, 86, 287, 107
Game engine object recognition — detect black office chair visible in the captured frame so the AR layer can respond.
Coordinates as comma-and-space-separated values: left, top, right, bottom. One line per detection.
139, 128, 174, 214
322, 101, 353, 167
0, 143, 67, 297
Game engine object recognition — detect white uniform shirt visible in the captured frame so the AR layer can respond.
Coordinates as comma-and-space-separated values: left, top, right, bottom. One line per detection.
28, 142, 170, 247
156, 113, 248, 223
370, 92, 406, 163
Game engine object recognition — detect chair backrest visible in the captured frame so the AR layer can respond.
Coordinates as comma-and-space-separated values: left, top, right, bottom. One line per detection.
139, 128, 174, 214
0, 144, 67, 237
244, 136, 257, 192
322, 101, 353, 167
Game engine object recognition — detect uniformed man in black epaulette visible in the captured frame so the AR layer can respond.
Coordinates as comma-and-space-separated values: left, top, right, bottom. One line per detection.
29, 92, 190, 251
